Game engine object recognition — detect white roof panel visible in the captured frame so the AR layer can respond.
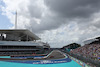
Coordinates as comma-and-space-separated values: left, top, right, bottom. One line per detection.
0, 29, 40, 40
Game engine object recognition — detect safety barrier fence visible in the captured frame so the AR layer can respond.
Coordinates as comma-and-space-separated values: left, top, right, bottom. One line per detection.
63, 51, 100, 67
68, 55, 91, 67
5, 58, 72, 64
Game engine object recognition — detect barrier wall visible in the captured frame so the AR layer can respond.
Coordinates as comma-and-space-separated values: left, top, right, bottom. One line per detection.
11, 56, 44, 59
69, 55, 90, 67
63, 51, 100, 67
5, 58, 72, 64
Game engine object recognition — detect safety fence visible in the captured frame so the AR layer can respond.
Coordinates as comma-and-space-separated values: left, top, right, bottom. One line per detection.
5, 58, 72, 64
63, 50, 100, 67
68, 55, 91, 67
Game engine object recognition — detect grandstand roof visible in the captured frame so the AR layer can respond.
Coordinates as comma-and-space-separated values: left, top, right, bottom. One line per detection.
0, 29, 40, 40
83, 38, 98, 44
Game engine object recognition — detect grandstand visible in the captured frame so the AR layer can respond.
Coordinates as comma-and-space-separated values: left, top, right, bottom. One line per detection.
83, 38, 99, 45
70, 37, 100, 66
0, 29, 50, 55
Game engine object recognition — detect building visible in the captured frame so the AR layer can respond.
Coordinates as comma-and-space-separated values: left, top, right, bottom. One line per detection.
62, 43, 81, 52
0, 29, 50, 55
83, 37, 99, 45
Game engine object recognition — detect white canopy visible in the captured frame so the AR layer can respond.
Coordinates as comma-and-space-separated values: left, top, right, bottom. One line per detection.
0, 29, 40, 41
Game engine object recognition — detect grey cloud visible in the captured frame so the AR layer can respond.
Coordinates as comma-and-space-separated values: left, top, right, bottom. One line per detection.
2, 0, 100, 47
28, 4, 42, 19
44, 0, 100, 18
93, 22, 100, 28
26, 14, 66, 33
18, 0, 43, 19
19, 0, 100, 33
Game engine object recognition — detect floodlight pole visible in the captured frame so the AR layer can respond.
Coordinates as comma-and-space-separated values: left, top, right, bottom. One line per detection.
15, 11, 17, 29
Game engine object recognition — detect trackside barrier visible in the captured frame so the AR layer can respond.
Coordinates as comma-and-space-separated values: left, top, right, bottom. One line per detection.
63, 50, 100, 67
69, 55, 90, 67
5, 58, 72, 64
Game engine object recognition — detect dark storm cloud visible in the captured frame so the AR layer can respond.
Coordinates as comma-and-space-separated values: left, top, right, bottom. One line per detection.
28, 4, 42, 19
44, 0, 100, 18
25, 0, 100, 33
26, 14, 66, 33
2, 0, 100, 33
2, 0, 100, 47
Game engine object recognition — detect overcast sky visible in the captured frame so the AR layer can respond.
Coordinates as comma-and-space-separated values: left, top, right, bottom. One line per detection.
0, 0, 100, 48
